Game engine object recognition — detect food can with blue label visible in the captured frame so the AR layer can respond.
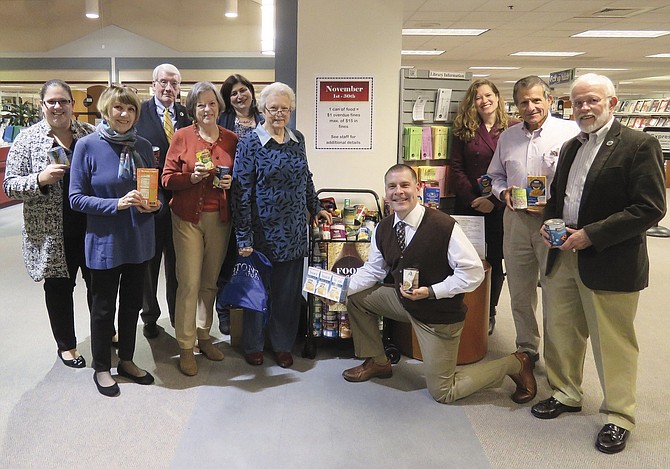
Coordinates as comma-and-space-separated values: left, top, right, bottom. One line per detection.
544, 218, 567, 247
213, 165, 230, 189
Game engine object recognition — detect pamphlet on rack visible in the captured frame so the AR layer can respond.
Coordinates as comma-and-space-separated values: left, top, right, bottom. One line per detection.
451, 215, 486, 259
412, 96, 427, 122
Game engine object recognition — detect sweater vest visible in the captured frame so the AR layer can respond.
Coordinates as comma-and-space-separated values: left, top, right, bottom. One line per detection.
376, 208, 467, 324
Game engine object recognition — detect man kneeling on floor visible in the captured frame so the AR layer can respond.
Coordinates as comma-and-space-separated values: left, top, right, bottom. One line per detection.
341, 164, 536, 404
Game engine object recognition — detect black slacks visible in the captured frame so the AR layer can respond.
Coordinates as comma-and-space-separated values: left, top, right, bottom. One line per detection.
43, 235, 92, 351
90, 262, 146, 372
141, 210, 177, 325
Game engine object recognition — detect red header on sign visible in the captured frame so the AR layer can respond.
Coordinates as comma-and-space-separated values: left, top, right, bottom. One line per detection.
319, 81, 370, 102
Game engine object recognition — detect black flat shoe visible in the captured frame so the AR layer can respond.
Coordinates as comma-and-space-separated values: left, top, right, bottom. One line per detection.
596, 424, 630, 454
531, 396, 581, 419
57, 350, 86, 369
93, 372, 120, 397
142, 322, 160, 339
117, 363, 155, 385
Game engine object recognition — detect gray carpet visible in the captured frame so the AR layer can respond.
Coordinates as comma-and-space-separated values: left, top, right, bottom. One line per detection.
1, 200, 670, 468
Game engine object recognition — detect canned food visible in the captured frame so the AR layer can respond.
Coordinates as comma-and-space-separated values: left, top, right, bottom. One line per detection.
320, 223, 331, 240
402, 268, 419, 292
331, 223, 346, 240
544, 218, 568, 247
511, 187, 527, 210
213, 165, 231, 189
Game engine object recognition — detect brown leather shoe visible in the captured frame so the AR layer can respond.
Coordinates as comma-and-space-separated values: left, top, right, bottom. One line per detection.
244, 352, 264, 366
342, 358, 392, 382
509, 352, 537, 403
179, 348, 198, 376
274, 351, 294, 368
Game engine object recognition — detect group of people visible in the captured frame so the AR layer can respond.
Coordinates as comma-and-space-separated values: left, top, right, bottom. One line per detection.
341, 73, 665, 455
3, 68, 665, 454
3, 64, 329, 396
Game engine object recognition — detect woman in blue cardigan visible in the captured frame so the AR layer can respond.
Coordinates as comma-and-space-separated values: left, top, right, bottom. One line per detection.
70, 85, 161, 397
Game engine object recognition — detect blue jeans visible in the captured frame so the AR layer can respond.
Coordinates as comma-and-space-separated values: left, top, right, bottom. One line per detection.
242, 257, 303, 354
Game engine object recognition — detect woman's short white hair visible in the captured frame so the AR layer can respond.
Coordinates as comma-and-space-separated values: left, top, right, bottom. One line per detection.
571, 73, 616, 99
259, 82, 296, 111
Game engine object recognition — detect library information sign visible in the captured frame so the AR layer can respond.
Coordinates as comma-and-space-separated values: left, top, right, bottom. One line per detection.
315, 77, 373, 150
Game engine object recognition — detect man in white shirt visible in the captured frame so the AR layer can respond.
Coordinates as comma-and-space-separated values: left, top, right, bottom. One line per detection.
487, 76, 579, 362
532, 74, 666, 454
341, 164, 536, 405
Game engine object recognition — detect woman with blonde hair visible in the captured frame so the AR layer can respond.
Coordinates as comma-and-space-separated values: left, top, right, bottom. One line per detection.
450, 79, 517, 335
70, 84, 160, 396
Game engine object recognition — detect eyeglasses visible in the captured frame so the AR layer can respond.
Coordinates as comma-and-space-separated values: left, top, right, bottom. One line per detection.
572, 96, 610, 109
155, 80, 180, 89
43, 99, 72, 108
265, 106, 291, 116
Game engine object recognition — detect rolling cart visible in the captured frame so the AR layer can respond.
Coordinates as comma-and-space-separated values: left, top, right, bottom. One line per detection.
302, 188, 401, 363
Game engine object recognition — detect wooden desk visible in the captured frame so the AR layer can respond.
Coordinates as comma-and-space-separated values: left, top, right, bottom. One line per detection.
391, 260, 491, 365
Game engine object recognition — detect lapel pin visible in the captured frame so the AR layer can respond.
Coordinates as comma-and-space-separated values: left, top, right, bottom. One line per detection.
606, 140, 614, 146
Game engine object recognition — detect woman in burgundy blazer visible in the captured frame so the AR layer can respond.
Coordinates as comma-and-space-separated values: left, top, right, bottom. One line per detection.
450, 79, 518, 335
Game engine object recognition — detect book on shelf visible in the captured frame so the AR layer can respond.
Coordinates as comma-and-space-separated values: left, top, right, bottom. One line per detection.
641, 99, 653, 113
658, 99, 670, 113
633, 100, 645, 113
626, 101, 637, 113
616, 100, 628, 112
650, 100, 661, 112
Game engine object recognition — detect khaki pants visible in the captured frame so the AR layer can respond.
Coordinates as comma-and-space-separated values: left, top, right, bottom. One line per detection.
172, 212, 231, 350
503, 209, 548, 356
348, 285, 518, 403
544, 249, 639, 430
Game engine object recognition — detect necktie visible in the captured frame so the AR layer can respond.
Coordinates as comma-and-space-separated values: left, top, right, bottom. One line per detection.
163, 108, 174, 144
395, 221, 406, 251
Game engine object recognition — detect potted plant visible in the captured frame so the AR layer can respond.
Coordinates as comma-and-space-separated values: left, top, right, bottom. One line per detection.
1, 100, 42, 127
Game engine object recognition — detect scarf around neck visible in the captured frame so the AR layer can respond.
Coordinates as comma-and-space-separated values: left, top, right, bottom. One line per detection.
97, 121, 143, 180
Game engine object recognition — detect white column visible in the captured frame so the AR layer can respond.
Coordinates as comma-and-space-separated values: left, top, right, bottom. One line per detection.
296, 0, 403, 197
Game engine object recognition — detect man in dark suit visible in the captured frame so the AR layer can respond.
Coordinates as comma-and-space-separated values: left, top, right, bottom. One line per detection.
532, 73, 666, 454
135, 63, 191, 339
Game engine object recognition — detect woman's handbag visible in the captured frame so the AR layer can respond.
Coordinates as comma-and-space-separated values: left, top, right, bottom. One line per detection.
218, 251, 272, 322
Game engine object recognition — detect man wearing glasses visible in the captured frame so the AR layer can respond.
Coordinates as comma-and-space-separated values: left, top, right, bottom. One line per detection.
135, 63, 191, 339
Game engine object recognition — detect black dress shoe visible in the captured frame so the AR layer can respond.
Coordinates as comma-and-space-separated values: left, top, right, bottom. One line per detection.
93, 372, 120, 397
57, 350, 86, 369
531, 397, 581, 419
117, 363, 155, 385
143, 322, 160, 339
596, 424, 630, 454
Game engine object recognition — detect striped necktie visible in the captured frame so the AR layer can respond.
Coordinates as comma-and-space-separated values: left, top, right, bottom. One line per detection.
163, 108, 174, 144
395, 221, 406, 251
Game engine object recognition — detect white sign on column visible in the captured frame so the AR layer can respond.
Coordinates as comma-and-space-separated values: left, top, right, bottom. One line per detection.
315, 76, 373, 150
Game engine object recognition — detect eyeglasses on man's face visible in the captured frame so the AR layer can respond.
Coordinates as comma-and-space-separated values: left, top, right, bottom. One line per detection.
156, 80, 180, 90
43, 99, 72, 108
265, 106, 291, 116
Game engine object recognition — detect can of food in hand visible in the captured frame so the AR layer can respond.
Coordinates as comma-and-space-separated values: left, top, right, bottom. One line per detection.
152, 146, 160, 167
544, 218, 568, 247
213, 165, 231, 189
402, 268, 419, 292
511, 187, 527, 210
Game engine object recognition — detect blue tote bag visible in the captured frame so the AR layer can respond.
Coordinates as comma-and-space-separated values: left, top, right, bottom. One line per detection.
219, 251, 272, 322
